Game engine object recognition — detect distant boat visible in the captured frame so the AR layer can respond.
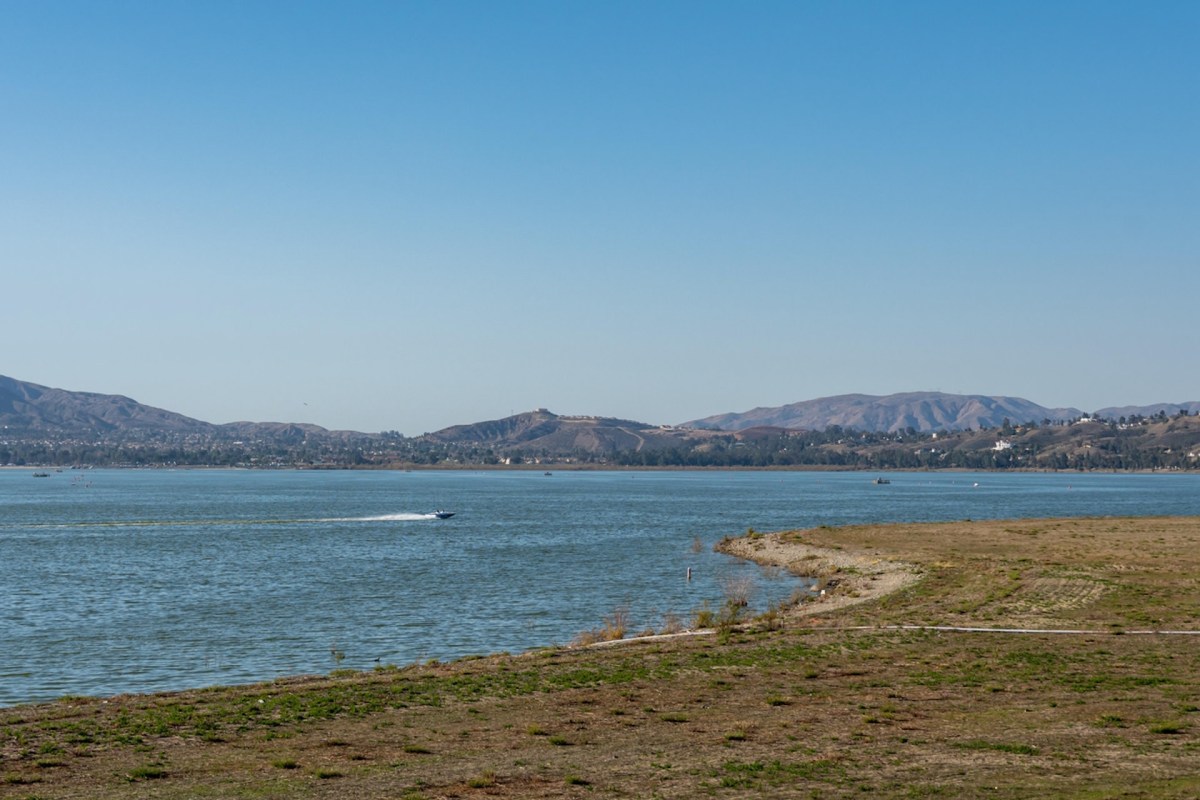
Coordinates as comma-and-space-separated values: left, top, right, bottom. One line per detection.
872, 477, 890, 485
432, 510, 455, 519
544, 471, 553, 476
32, 472, 50, 478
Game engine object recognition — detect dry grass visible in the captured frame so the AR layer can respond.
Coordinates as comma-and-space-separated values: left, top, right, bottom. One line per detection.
4, 516, 1200, 798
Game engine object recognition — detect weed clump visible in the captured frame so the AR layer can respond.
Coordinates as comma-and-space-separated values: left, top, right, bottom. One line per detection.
693, 602, 717, 629
126, 765, 167, 781
466, 770, 496, 788
575, 606, 631, 645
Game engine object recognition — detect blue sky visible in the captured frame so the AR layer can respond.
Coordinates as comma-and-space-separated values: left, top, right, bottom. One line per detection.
3, 1, 1197, 434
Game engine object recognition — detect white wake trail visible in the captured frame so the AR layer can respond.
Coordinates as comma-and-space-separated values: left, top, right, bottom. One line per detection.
328, 513, 437, 522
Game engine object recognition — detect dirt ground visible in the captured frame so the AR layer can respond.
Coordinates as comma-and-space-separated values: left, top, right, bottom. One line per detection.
5, 516, 1200, 799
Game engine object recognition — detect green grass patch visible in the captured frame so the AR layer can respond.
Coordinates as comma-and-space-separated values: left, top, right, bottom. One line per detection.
126, 765, 168, 781
955, 740, 1038, 756
716, 758, 837, 789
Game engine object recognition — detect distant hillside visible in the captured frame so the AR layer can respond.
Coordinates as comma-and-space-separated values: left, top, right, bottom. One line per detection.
1094, 402, 1200, 420
423, 409, 713, 454
0, 375, 345, 441
616, 413, 1200, 471
683, 392, 1086, 433
0, 375, 216, 435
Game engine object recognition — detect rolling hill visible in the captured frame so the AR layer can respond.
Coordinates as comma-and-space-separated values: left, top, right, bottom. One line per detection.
682, 392, 1086, 433
422, 409, 713, 454
0, 375, 343, 441
0, 375, 214, 435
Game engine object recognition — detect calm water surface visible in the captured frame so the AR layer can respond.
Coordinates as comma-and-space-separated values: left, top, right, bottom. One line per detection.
2, 469, 1197, 706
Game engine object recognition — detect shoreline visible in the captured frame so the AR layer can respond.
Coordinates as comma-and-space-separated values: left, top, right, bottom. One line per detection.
4, 462, 1196, 474
590, 530, 924, 651
715, 530, 922, 618
7, 517, 1200, 798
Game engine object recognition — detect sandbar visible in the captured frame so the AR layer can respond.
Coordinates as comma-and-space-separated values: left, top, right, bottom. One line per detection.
716, 530, 922, 618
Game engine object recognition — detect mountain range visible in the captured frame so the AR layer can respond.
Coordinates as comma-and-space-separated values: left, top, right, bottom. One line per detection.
3, 374, 1199, 442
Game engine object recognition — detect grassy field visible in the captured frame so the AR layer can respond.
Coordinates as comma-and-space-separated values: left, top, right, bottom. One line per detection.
4, 516, 1200, 798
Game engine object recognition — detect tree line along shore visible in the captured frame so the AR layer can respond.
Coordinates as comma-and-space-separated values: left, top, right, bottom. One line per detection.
5, 411, 1200, 470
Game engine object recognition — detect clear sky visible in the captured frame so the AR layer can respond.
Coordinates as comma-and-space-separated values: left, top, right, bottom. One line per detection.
3, 1, 1197, 434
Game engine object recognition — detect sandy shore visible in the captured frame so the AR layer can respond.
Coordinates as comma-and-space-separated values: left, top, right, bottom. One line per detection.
716, 530, 922, 619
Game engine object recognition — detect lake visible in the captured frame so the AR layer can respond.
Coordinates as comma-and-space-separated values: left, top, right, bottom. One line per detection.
2, 468, 1198, 707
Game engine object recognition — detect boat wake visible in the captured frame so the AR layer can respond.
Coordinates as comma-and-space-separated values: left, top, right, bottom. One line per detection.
334, 513, 440, 522
16, 512, 445, 529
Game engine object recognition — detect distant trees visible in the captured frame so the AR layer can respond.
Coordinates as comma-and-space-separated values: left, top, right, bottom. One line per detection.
4, 414, 1198, 471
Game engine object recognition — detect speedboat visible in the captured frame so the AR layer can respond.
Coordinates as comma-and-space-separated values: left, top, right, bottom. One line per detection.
432, 510, 455, 519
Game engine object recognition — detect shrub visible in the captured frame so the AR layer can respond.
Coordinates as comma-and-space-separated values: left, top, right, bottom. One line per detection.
575, 606, 631, 645
717, 575, 757, 629
601, 607, 629, 640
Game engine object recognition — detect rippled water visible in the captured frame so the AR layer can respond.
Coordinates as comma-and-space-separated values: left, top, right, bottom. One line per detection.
2, 468, 1197, 706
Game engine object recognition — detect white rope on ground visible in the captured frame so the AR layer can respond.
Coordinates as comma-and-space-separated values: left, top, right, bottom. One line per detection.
833, 625, 1200, 635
